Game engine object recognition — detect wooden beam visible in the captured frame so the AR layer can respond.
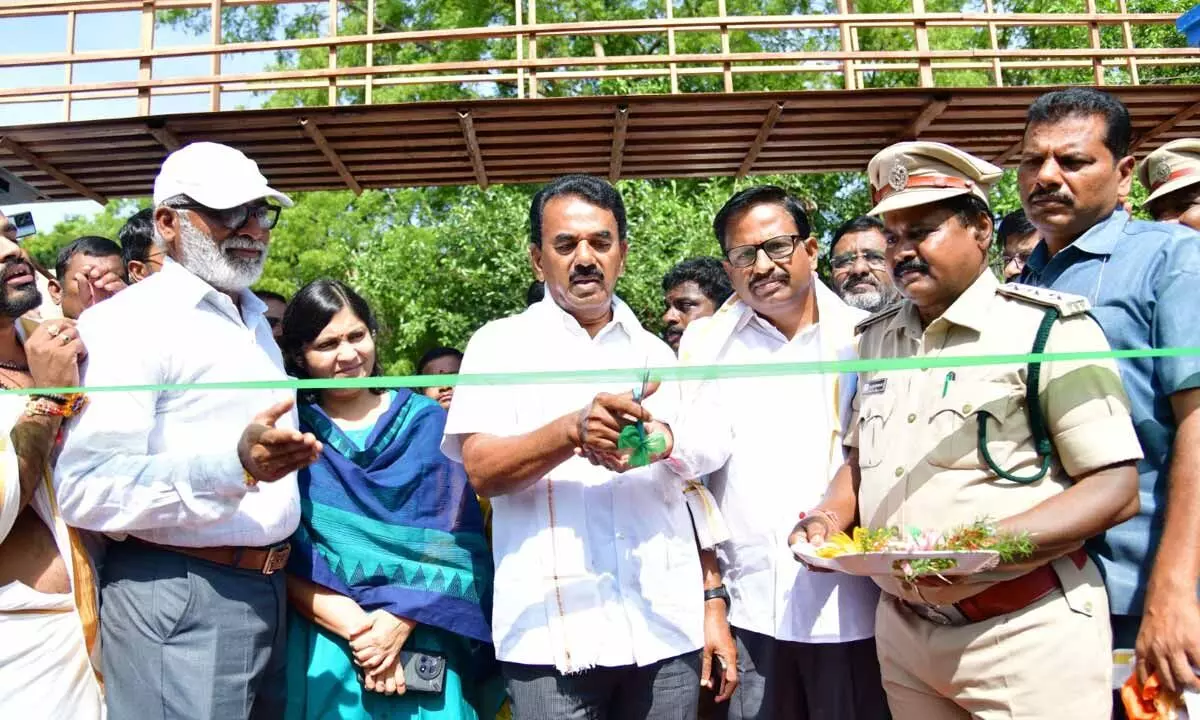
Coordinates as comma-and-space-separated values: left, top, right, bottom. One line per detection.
1130, 100, 1200, 153
609, 105, 628, 183
737, 101, 784, 179
300, 117, 362, 194
991, 137, 1024, 166
0, 136, 105, 204
897, 94, 951, 140
147, 124, 182, 151
457, 110, 489, 189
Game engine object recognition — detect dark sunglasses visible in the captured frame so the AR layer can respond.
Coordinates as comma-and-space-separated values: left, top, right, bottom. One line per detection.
724, 234, 804, 269
177, 202, 281, 232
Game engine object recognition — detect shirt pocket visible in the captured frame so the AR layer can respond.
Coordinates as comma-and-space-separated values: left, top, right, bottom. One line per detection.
926, 381, 1029, 470
856, 392, 896, 469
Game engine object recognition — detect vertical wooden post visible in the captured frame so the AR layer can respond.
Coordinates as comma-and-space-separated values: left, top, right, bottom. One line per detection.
666, 0, 678, 94
528, 0, 538, 98
849, 0, 863, 89
138, 0, 155, 116
1118, 0, 1139, 85
835, 0, 855, 90
911, 0, 933, 88
63, 10, 76, 121
328, 0, 339, 105
1086, 0, 1104, 85
984, 0, 1002, 86
515, 0, 525, 98
210, 0, 222, 111
718, 0, 732, 93
365, 0, 375, 104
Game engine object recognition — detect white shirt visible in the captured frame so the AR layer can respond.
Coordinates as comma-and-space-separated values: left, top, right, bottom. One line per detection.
670, 281, 880, 644
441, 295, 704, 668
54, 259, 300, 548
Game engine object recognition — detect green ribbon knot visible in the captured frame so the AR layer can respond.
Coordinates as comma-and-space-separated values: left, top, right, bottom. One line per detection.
617, 425, 667, 467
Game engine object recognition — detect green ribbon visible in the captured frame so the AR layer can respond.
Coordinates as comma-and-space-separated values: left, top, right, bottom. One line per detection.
617, 426, 668, 467
5, 345, 1197, 396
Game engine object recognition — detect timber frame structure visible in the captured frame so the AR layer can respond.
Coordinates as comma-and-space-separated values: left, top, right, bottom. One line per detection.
0, 0, 1197, 201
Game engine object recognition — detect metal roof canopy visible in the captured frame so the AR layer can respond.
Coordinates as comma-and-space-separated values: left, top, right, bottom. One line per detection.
1, 85, 1198, 204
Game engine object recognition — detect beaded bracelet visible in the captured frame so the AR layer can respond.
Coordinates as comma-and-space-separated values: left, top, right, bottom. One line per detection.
24, 393, 88, 419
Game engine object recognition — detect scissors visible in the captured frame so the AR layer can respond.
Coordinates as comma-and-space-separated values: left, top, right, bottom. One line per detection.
632, 366, 651, 445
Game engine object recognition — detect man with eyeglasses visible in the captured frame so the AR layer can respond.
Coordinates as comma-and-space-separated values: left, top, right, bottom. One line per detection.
828, 215, 899, 313
55, 141, 322, 719
253, 289, 288, 344
998, 209, 1039, 281
668, 186, 887, 720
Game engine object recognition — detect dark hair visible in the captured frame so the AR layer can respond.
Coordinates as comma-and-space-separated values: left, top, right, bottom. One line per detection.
526, 280, 545, 306
253, 289, 289, 305
1026, 88, 1132, 160
941, 194, 995, 242
997, 209, 1037, 246
828, 215, 888, 267
280, 279, 383, 404
417, 346, 463, 375
529, 175, 627, 247
55, 235, 123, 282
662, 257, 734, 306
713, 185, 811, 252
118, 207, 156, 266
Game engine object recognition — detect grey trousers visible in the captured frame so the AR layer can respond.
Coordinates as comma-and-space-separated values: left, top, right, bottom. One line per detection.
726, 627, 890, 720
502, 650, 702, 720
100, 540, 288, 720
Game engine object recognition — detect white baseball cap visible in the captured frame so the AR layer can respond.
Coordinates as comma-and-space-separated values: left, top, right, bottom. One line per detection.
153, 141, 293, 209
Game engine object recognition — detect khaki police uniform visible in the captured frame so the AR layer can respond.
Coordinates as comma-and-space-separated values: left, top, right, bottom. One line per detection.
1138, 138, 1200, 206
850, 141, 1145, 719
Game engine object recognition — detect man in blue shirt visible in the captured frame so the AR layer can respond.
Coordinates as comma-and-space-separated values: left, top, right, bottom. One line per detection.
1019, 87, 1200, 698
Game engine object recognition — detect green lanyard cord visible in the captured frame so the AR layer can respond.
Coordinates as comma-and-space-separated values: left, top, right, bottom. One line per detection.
977, 307, 1060, 485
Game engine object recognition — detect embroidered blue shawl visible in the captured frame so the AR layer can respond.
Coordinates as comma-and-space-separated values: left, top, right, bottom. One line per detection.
289, 390, 494, 644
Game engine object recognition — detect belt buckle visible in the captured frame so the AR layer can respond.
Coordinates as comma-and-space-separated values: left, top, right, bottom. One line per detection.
262, 543, 291, 575
905, 600, 971, 626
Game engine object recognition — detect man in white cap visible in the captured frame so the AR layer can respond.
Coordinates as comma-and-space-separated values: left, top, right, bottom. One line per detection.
790, 140, 1143, 718
55, 142, 322, 719
1140, 138, 1200, 231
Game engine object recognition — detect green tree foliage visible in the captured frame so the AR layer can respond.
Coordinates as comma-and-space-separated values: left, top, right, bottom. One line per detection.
38, 0, 1187, 369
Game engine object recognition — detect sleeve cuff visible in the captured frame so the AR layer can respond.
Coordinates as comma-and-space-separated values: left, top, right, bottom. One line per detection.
1053, 415, 1145, 478
191, 449, 251, 498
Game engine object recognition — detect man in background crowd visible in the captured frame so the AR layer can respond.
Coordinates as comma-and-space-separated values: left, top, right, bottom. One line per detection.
661, 256, 734, 354
998, 209, 1040, 281
1140, 138, 1200, 231
1017, 88, 1200, 708
253, 289, 288, 344
827, 215, 898, 313
119, 207, 165, 282
418, 346, 463, 411
526, 279, 545, 306
48, 235, 127, 320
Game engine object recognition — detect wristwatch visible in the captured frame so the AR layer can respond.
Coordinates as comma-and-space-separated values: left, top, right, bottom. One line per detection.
704, 585, 730, 608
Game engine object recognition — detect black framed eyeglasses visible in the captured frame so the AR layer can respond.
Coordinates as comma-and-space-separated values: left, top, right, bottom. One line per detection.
177, 202, 281, 232
830, 249, 887, 272
724, 234, 804, 268
1002, 251, 1032, 269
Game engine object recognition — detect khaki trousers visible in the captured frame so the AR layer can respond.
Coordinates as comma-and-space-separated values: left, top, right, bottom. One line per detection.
875, 556, 1112, 720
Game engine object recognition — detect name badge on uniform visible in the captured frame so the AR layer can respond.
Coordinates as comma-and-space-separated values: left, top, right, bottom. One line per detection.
863, 378, 887, 395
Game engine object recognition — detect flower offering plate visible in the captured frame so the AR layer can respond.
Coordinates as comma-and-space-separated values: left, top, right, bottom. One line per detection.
790, 542, 1001, 577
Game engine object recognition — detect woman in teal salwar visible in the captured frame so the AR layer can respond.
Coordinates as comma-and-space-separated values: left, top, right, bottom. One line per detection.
280, 279, 504, 720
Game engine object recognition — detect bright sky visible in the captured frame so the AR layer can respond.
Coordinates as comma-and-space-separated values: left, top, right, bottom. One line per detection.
0, 7, 297, 231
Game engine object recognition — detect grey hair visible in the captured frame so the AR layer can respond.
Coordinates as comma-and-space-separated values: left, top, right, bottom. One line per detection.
152, 193, 193, 249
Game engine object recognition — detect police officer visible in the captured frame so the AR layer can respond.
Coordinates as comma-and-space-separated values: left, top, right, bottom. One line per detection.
789, 141, 1144, 719
1139, 138, 1200, 230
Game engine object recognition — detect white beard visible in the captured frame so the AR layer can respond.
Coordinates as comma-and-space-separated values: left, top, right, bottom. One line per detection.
843, 289, 886, 312
178, 213, 267, 292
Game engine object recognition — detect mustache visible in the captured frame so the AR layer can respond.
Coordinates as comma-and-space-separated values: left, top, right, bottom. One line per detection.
750, 269, 789, 288
838, 272, 881, 293
570, 266, 604, 284
222, 235, 266, 251
1028, 189, 1073, 206
893, 257, 930, 280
